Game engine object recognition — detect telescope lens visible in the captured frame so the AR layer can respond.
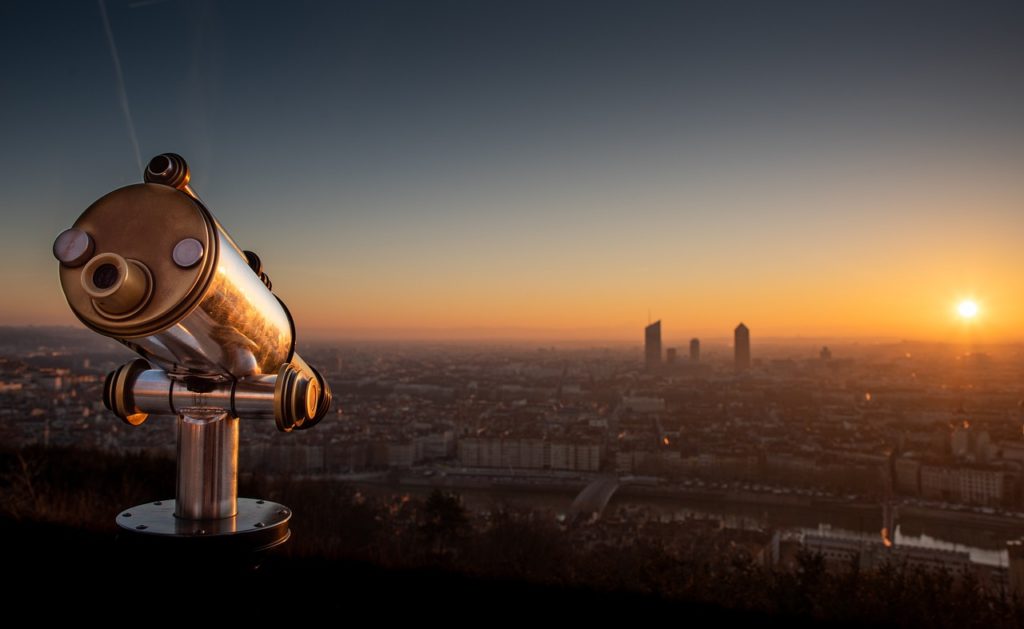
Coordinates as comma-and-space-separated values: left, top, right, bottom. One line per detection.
92, 263, 120, 290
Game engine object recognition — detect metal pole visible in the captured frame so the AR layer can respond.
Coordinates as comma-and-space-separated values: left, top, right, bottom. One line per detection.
175, 409, 239, 520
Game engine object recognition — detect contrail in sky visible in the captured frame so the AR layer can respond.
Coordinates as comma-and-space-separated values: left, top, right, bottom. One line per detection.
98, 0, 143, 173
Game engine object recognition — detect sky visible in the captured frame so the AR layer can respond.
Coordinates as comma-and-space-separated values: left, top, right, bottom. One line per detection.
2, 1, 1023, 343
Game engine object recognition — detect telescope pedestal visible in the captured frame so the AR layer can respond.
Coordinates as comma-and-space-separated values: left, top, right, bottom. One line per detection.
115, 408, 291, 558
176, 409, 239, 520
115, 497, 291, 553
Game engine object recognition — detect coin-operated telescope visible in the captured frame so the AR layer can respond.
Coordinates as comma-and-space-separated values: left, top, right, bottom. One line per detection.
53, 153, 331, 553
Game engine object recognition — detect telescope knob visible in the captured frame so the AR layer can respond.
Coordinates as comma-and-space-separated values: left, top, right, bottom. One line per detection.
243, 250, 274, 290
294, 367, 332, 430
274, 363, 333, 432
103, 358, 151, 426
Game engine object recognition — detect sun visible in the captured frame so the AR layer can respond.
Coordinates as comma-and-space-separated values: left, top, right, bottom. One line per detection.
957, 300, 979, 319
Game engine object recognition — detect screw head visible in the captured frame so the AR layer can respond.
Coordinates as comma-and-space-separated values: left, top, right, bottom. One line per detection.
53, 228, 94, 267
172, 238, 204, 268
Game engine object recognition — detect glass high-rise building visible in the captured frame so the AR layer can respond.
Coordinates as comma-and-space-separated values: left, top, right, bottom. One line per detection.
689, 338, 700, 362
645, 320, 662, 371
734, 323, 750, 371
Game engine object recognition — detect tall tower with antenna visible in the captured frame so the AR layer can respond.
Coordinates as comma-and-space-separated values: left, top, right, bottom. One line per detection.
645, 320, 662, 372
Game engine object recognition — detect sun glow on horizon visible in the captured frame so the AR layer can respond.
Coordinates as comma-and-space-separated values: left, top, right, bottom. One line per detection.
958, 300, 979, 319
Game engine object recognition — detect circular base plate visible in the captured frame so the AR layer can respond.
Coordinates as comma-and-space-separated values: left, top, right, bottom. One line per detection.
116, 497, 291, 553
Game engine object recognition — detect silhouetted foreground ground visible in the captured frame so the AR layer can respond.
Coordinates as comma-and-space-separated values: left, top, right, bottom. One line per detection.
2, 446, 1022, 626
1, 518, 795, 624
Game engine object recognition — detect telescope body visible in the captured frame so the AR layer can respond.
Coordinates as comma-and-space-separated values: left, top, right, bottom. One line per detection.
53, 153, 330, 550
55, 157, 328, 432
60, 182, 292, 380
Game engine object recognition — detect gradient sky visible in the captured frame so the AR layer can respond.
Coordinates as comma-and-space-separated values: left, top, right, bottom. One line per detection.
2, 1, 1023, 342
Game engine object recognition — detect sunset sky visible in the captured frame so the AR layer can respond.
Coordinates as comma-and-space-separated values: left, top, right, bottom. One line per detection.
2, 1, 1022, 342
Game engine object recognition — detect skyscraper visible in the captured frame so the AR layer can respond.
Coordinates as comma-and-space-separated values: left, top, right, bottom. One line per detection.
734, 323, 750, 372
689, 338, 700, 362
645, 320, 662, 371
666, 348, 678, 364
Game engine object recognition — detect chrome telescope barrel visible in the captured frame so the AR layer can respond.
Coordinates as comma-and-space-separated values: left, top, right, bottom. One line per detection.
102, 359, 323, 432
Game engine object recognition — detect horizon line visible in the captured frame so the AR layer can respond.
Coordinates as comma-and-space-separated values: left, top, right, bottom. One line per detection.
2, 324, 1020, 347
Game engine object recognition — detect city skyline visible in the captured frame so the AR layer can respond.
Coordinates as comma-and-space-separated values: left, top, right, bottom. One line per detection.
2, 1, 1022, 342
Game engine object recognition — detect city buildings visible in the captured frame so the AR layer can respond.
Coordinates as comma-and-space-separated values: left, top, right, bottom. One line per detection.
6, 326, 1024, 584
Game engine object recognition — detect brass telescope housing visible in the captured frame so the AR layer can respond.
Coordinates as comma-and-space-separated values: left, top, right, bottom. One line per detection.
54, 153, 331, 432
53, 153, 333, 552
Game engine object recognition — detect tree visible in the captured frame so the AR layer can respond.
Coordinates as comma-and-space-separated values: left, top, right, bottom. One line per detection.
418, 489, 470, 559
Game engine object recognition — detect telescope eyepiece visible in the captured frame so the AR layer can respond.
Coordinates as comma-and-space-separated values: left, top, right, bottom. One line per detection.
144, 152, 190, 190
79, 252, 152, 317
148, 154, 171, 176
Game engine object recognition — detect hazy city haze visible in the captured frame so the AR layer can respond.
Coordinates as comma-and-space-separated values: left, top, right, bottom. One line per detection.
3, 0, 1023, 341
